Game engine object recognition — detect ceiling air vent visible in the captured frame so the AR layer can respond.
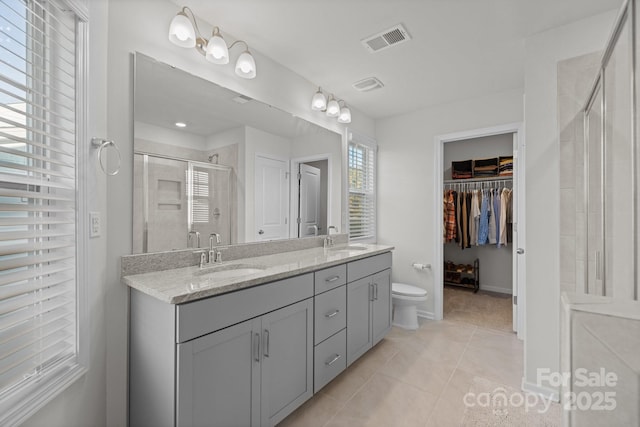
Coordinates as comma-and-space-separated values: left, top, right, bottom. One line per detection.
352, 77, 384, 92
361, 24, 411, 53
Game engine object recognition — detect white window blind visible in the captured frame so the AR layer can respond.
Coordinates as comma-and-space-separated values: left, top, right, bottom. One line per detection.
0, 0, 86, 423
348, 134, 376, 241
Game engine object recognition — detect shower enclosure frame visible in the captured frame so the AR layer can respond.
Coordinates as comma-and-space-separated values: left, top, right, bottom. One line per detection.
583, 0, 638, 300
135, 151, 233, 253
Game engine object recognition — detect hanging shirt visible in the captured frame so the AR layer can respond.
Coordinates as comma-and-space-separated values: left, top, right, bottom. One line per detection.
461, 191, 468, 250
488, 189, 496, 244
470, 189, 480, 246
500, 187, 509, 246
444, 190, 457, 242
494, 188, 501, 248
478, 190, 489, 245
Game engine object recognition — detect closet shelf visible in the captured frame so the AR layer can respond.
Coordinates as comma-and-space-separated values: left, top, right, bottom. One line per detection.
444, 258, 479, 293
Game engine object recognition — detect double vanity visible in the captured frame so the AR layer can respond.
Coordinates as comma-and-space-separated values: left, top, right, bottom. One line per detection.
123, 241, 393, 427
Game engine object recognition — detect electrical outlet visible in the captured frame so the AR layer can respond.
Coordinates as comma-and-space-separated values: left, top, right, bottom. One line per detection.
90, 212, 101, 238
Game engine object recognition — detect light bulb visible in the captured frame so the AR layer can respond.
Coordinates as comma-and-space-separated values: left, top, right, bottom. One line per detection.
338, 106, 352, 123
235, 51, 256, 79
168, 11, 196, 48
206, 33, 229, 64
326, 98, 340, 117
311, 89, 326, 111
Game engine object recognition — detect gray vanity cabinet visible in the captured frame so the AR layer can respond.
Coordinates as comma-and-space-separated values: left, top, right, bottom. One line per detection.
346, 253, 392, 366
130, 273, 314, 427
176, 318, 260, 427
176, 298, 313, 427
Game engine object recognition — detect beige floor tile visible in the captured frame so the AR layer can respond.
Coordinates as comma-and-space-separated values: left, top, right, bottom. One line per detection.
426, 370, 476, 427
378, 346, 455, 395
456, 343, 523, 390
324, 373, 438, 427
278, 392, 342, 427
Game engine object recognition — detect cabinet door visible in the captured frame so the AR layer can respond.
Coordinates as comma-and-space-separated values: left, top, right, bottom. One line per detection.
371, 269, 392, 345
176, 318, 261, 427
346, 276, 373, 366
261, 298, 313, 426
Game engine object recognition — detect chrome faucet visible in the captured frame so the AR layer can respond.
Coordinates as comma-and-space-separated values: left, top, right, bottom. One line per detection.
308, 225, 319, 236
209, 233, 221, 264
325, 226, 338, 248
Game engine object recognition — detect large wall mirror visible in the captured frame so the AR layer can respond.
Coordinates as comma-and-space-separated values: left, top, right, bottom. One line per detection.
133, 53, 344, 253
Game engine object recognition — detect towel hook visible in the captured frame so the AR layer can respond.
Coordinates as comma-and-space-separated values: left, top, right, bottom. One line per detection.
91, 137, 121, 176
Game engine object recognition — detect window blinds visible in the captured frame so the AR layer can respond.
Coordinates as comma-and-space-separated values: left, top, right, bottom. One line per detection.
348, 141, 376, 240
0, 0, 78, 403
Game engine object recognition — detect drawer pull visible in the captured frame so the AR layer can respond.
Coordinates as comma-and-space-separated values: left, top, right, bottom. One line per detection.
325, 309, 340, 318
325, 275, 340, 283
325, 354, 341, 366
263, 329, 270, 358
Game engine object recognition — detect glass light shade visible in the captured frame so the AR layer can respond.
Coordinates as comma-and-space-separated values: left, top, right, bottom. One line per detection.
206, 34, 229, 64
311, 90, 327, 111
326, 98, 340, 117
338, 106, 352, 123
168, 12, 196, 48
235, 51, 256, 79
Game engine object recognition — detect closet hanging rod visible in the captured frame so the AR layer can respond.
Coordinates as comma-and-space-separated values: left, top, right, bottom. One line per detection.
443, 176, 512, 184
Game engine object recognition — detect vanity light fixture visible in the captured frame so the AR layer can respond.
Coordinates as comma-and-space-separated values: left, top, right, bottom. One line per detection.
168, 6, 257, 79
309, 88, 351, 123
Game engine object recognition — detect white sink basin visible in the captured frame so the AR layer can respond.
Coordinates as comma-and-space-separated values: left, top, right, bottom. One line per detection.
196, 263, 268, 279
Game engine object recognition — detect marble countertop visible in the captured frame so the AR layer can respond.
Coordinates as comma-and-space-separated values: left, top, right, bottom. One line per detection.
123, 243, 394, 304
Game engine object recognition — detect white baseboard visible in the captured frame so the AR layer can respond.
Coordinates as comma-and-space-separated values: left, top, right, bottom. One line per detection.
521, 379, 560, 402
478, 285, 512, 295
417, 309, 435, 320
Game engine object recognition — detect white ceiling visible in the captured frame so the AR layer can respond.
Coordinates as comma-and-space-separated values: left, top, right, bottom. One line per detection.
174, 0, 622, 119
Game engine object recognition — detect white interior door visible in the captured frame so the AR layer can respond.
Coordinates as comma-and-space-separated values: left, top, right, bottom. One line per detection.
255, 155, 289, 241
298, 164, 321, 237
513, 132, 525, 339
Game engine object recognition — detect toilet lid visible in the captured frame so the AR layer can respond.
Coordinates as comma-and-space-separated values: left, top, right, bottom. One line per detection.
392, 282, 427, 297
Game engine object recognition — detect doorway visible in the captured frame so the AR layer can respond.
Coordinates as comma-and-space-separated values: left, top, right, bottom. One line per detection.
290, 154, 333, 238
434, 123, 525, 339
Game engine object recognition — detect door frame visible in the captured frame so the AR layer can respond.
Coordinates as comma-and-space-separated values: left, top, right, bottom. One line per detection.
434, 122, 525, 340
289, 154, 334, 238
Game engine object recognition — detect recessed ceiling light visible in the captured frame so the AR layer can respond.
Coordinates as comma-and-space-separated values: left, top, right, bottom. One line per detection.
175, 122, 187, 128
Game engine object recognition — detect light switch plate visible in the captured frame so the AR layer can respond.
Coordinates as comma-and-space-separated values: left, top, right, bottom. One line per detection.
90, 212, 101, 238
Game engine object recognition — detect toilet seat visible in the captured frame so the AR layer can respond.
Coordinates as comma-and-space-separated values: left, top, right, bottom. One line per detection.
392, 282, 427, 298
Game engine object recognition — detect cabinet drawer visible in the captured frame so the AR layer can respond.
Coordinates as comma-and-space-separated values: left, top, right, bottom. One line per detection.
347, 252, 392, 283
314, 264, 347, 294
314, 329, 346, 393
314, 286, 346, 345
176, 273, 314, 343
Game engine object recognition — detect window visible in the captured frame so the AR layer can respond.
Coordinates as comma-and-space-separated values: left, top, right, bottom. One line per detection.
0, 0, 87, 424
348, 132, 376, 241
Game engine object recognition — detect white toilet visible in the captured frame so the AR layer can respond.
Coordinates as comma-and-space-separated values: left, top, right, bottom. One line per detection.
391, 283, 428, 330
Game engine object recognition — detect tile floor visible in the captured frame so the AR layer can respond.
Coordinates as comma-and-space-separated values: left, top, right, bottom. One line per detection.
279, 290, 560, 426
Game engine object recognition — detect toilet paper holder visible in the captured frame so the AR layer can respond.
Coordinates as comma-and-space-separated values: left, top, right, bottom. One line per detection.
412, 263, 431, 270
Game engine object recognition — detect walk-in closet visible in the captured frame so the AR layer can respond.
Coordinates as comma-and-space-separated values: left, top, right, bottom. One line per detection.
442, 133, 515, 331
